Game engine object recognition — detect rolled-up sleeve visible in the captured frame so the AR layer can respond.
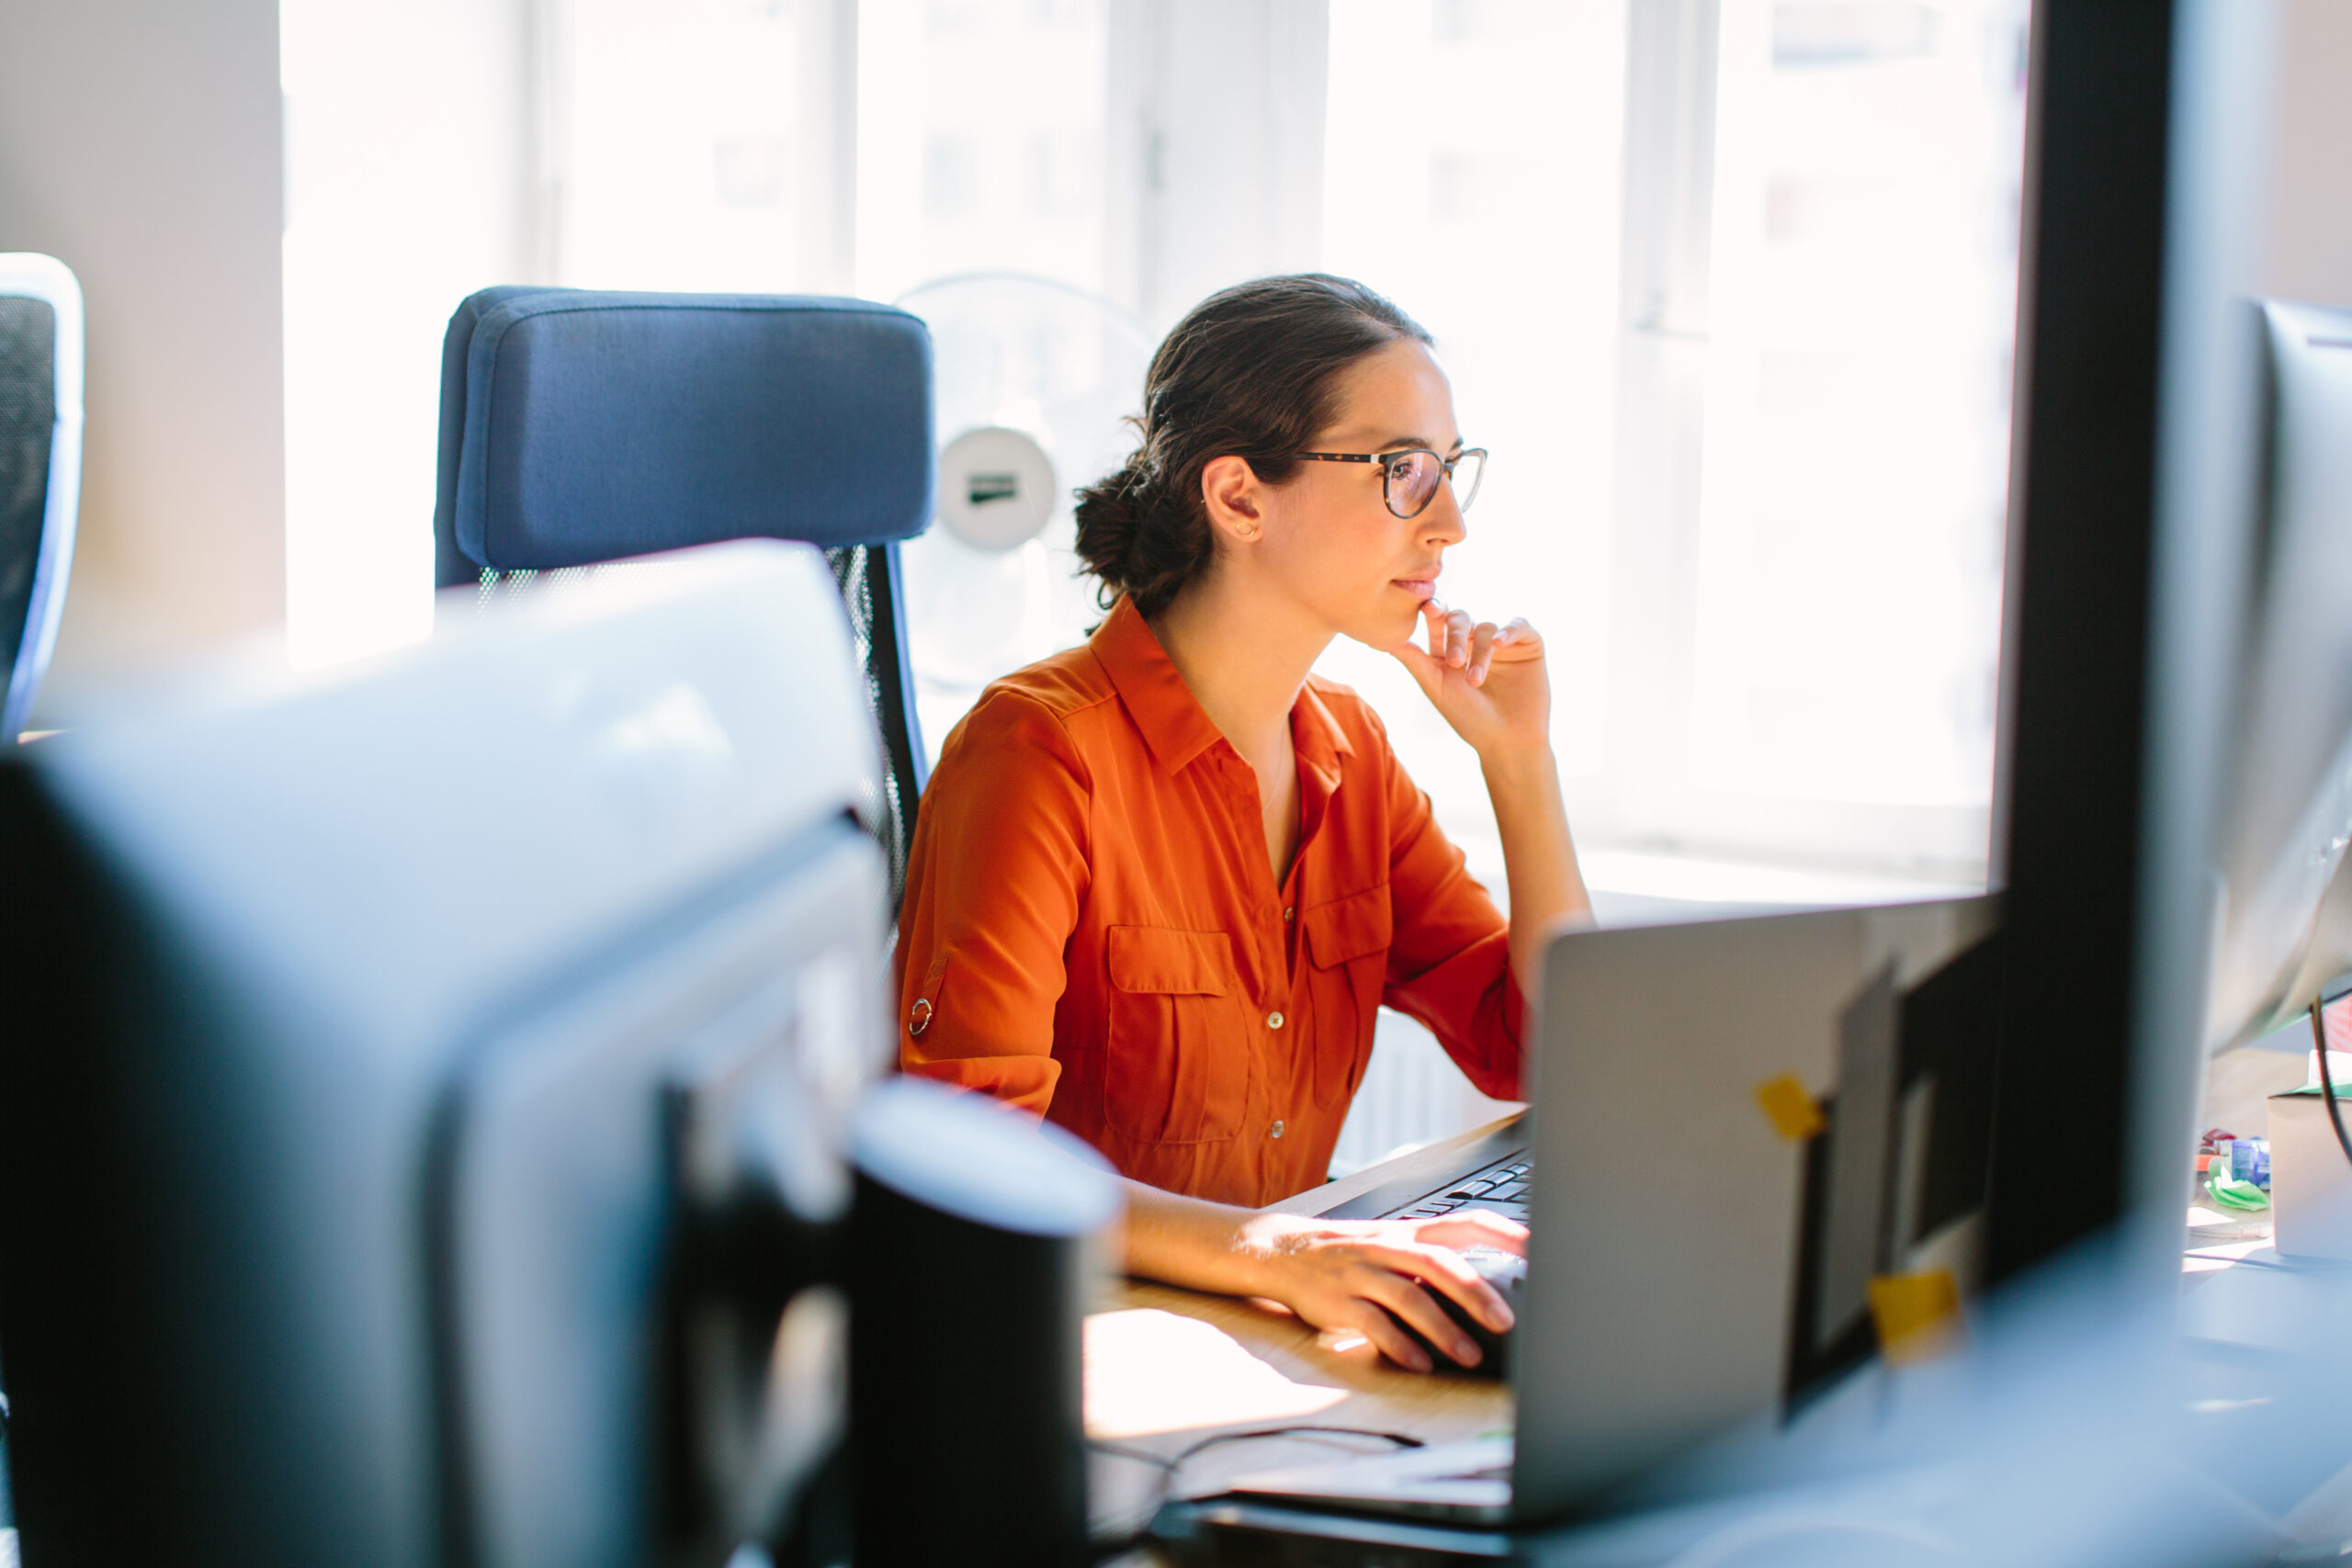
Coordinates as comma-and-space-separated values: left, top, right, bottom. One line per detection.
1378, 739, 1526, 1103
894, 692, 1091, 1113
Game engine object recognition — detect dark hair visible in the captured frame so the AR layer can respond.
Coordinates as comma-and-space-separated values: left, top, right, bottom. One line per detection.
1073, 274, 1431, 617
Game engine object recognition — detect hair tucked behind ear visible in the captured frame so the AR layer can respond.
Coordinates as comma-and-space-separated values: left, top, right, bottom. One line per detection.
1073, 274, 1430, 618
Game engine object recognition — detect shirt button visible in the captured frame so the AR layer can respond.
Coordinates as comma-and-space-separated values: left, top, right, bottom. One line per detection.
1271, 1120, 1286, 1139
1283, 907, 1295, 921
1267, 1011, 1284, 1030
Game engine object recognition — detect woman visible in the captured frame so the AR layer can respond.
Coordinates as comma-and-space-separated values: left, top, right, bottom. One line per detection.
895, 274, 1590, 1373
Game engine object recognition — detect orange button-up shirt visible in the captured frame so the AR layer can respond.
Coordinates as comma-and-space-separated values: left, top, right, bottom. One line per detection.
894, 595, 1524, 1207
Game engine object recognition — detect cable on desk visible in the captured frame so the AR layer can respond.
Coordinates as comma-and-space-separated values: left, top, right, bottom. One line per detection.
1092, 1422, 1423, 1476
2309, 998, 2352, 1172
1086, 1424, 1425, 1562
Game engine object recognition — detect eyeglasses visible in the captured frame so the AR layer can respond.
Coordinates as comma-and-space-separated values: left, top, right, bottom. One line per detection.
1294, 446, 1487, 520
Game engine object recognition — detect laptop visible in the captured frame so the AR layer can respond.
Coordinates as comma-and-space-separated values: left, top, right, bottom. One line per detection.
1224, 895, 2002, 1527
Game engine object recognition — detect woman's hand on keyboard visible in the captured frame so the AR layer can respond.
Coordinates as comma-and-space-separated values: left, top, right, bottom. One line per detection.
1228, 1209, 1526, 1374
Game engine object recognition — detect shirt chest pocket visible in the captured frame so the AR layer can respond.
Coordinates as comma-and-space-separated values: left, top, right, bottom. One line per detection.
1304, 885, 1393, 1108
1103, 925, 1248, 1145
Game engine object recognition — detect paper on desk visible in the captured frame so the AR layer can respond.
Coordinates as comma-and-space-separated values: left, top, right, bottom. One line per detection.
1083, 1308, 1347, 1439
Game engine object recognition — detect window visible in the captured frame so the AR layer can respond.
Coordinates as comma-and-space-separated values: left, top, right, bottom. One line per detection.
283, 0, 2031, 1160
1597, 0, 2029, 880
549, 0, 855, 293
1312, 0, 1626, 878
286, 0, 2027, 883
855, 0, 1114, 301
280, 0, 535, 668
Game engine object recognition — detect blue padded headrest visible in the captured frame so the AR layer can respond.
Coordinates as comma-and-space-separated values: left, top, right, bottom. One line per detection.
434, 289, 933, 583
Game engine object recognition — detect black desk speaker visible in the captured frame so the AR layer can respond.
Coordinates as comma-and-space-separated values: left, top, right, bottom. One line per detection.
847, 1079, 1120, 1568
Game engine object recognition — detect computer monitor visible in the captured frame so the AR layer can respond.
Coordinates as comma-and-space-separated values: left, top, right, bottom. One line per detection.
0, 541, 889, 1568
1985, 0, 2285, 1287
2205, 299, 2352, 1052
1514, 896, 2001, 1517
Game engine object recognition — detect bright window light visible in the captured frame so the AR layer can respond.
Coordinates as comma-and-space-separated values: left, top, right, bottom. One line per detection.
1317, 0, 1629, 880
1690, 0, 2023, 813
854, 0, 1112, 303
556, 0, 851, 292
1595, 0, 2030, 880
280, 0, 528, 669
282, 0, 2026, 893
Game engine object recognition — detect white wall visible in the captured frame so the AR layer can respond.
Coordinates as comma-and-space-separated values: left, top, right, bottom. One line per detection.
0, 0, 287, 711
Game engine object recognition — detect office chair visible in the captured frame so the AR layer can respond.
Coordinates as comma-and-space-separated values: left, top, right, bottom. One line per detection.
432, 288, 936, 907
0, 254, 85, 743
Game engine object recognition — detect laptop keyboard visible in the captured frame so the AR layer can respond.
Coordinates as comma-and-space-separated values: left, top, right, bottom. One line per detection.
1380, 1153, 1532, 1224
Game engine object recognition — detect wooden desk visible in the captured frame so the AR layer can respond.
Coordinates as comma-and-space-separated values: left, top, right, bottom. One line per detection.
1083, 1117, 1521, 1545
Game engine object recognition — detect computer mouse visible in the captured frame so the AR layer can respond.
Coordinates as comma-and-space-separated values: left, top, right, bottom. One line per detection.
1397, 1246, 1523, 1379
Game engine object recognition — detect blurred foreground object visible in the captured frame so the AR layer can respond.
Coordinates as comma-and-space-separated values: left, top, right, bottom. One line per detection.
848, 1078, 1121, 1568
2269, 991, 2352, 1258
0, 540, 886, 1568
2267, 1086, 2352, 1258
0, 254, 82, 741
2203, 299, 2352, 1051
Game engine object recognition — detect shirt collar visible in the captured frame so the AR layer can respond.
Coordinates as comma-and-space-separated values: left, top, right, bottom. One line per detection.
1089, 596, 1359, 784
1292, 680, 1352, 795
1090, 596, 1226, 773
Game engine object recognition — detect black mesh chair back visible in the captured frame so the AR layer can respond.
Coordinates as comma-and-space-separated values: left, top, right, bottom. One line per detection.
826, 543, 924, 912
432, 288, 935, 909
0, 255, 83, 742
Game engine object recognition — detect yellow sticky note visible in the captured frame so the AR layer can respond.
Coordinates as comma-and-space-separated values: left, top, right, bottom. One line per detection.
1867, 1270, 1964, 1366
1753, 1075, 1825, 1141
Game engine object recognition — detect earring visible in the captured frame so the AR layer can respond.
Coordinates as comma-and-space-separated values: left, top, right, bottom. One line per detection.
1238, 522, 1261, 539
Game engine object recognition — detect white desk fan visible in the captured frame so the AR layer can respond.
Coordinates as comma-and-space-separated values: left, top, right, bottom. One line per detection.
893, 273, 1152, 762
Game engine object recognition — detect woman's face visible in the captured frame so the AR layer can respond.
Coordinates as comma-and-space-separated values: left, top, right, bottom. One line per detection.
1250, 338, 1470, 650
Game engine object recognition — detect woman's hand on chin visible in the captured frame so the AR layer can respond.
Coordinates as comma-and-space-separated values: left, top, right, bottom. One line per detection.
1229, 1209, 1525, 1374
1387, 600, 1552, 761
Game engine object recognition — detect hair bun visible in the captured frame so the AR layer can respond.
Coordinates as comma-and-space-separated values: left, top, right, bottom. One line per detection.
1072, 455, 1153, 604
1072, 274, 1430, 617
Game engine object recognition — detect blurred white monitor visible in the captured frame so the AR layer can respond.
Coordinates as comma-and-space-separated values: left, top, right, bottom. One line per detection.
0, 541, 888, 1568
2207, 300, 2352, 1050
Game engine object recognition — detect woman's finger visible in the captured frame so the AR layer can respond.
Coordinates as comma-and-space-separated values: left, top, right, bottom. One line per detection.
1489, 617, 1544, 661
1385, 611, 1447, 696
1384, 637, 1445, 702
1350, 1265, 1484, 1368
1345, 1241, 1514, 1337
1331, 1296, 1433, 1373
1467, 621, 1499, 685
1444, 607, 1475, 667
